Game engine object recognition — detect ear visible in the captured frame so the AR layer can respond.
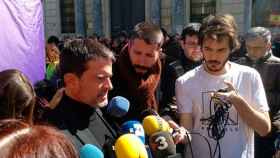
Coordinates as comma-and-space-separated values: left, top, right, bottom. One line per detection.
266, 42, 272, 51
63, 73, 79, 90
180, 40, 185, 48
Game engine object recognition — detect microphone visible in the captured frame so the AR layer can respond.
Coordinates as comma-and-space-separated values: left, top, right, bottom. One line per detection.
120, 120, 145, 144
107, 96, 130, 117
80, 144, 104, 158
142, 115, 171, 136
149, 131, 176, 158
115, 134, 148, 158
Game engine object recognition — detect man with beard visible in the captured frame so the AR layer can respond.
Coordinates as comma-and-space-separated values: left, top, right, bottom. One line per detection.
176, 14, 271, 158
109, 22, 186, 145
110, 22, 164, 121
43, 39, 117, 157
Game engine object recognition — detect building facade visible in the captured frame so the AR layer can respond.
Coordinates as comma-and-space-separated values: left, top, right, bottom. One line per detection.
44, 0, 279, 39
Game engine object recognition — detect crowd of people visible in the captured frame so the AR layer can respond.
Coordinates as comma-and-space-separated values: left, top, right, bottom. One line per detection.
0, 13, 280, 158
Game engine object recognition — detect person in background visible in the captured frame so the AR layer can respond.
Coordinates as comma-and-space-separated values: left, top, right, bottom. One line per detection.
0, 119, 78, 158
109, 22, 186, 147
236, 26, 280, 158
160, 23, 202, 122
46, 36, 60, 81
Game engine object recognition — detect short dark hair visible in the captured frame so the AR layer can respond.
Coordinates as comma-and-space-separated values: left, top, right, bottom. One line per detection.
0, 119, 78, 158
181, 23, 201, 41
130, 22, 164, 47
47, 36, 60, 46
199, 14, 240, 51
60, 38, 115, 77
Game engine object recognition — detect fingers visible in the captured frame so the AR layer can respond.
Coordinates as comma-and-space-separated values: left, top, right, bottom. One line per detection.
223, 80, 235, 91
168, 120, 180, 129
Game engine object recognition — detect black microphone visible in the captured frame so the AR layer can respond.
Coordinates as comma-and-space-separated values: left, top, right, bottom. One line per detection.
149, 131, 176, 158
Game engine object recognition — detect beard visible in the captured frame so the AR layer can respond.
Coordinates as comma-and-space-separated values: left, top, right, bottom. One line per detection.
133, 65, 150, 76
204, 57, 229, 73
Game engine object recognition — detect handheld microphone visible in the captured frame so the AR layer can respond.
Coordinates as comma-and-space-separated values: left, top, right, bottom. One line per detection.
115, 134, 148, 158
80, 144, 104, 158
107, 96, 130, 117
142, 115, 170, 136
149, 131, 176, 158
121, 120, 145, 144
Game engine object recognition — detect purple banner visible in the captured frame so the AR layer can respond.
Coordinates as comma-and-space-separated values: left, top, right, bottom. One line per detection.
0, 0, 45, 84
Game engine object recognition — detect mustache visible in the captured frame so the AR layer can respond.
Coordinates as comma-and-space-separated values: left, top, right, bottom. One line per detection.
133, 65, 149, 71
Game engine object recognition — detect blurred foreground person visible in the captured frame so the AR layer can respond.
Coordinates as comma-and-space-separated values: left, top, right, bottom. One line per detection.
0, 119, 78, 158
0, 69, 36, 123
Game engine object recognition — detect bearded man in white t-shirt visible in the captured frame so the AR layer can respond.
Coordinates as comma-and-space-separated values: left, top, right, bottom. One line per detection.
176, 14, 271, 158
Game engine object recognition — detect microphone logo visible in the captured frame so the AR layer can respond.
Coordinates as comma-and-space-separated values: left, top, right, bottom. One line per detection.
154, 136, 168, 150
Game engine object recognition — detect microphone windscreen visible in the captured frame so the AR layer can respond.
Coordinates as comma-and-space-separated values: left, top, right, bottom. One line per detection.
121, 120, 145, 144
80, 144, 104, 158
115, 134, 148, 158
149, 131, 176, 158
142, 115, 170, 136
107, 96, 130, 117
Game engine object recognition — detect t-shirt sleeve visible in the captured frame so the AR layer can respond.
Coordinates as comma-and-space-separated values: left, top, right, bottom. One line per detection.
175, 78, 193, 113
251, 70, 269, 112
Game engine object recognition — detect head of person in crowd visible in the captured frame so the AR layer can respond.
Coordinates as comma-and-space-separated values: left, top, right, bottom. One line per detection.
161, 27, 170, 45
199, 14, 240, 75
128, 22, 164, 76
46, 36, 60, 64
244, 27, 272, 61
60, 38, 115, 108
0, 69, 36, 123
180, 23, 202, 62
0, 119, 78, 158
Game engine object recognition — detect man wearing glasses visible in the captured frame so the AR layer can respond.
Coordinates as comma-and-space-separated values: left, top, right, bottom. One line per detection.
160, 23, 202, 122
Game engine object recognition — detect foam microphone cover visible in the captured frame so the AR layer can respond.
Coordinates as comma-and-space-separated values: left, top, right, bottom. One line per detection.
80, 144, 104, 158
107, 96, 130, 117
142, 115, 170, 136
149, 131, 176, 158
121, 120, 145, 144
115, 134, 148, 158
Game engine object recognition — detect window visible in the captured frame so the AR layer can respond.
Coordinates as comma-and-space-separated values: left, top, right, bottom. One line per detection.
60, 0, 75, 33
252, 0, 280, 27
190, 0, 216, 23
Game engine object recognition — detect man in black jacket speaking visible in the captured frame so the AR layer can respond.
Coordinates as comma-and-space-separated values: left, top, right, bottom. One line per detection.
43, 39, 116, 157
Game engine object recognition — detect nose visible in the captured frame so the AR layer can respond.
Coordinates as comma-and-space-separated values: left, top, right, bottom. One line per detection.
104, 78, 113, 90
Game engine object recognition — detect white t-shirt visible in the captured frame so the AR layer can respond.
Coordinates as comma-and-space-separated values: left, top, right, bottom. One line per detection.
176, 62, 269, 158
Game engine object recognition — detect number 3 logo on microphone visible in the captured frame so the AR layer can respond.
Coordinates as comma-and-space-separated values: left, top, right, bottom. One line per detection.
155, 136, 168, 150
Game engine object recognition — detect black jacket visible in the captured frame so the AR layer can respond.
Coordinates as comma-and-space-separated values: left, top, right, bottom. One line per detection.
160, 52, 201, 122
236, 52, 280, 158
44, 94, 116, 157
